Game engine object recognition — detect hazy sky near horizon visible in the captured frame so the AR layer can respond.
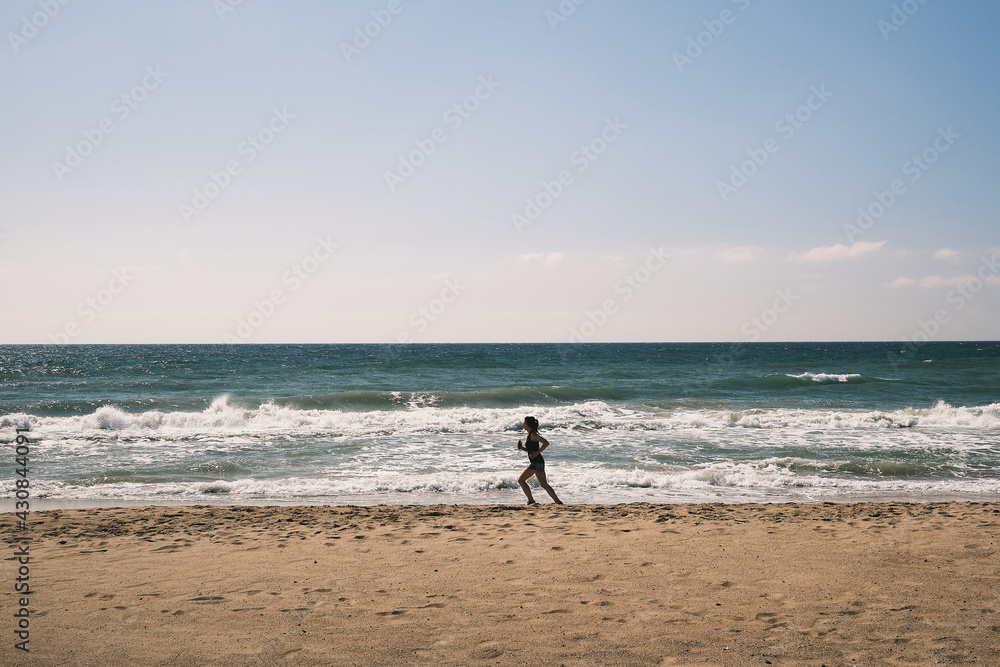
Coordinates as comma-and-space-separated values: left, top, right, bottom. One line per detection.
1, 0, 998, 343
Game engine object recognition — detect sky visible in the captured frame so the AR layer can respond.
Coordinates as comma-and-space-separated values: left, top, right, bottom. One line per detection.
1, 0, 998, 344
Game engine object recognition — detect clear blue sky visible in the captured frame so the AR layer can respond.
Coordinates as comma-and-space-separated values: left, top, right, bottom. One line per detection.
2, 0, 998, 343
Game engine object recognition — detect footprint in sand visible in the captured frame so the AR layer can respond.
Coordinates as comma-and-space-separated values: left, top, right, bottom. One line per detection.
470, 647, 503, 659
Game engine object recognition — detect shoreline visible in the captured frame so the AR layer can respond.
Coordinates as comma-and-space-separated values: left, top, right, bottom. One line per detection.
4, 490, 999, 513
3, 501, 999, 665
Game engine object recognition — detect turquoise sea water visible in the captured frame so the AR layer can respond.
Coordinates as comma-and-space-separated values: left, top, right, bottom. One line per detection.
2, 342, 999, 506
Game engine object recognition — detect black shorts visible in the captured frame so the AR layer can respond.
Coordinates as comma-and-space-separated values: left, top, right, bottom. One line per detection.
527, 456, 545, 472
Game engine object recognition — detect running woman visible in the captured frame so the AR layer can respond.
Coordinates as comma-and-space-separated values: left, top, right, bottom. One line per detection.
517, 416, 563, 505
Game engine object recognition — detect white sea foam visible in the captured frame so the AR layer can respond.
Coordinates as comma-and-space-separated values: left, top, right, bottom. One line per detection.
787, 372, 863, 383
7, 397, 1000, 441
17, 460, 1000, 504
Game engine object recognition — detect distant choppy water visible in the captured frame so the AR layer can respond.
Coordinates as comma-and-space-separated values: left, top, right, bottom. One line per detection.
2, 343, 999, 506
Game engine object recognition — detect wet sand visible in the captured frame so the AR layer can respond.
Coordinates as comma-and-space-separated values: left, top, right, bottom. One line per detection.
3, 502, 999, 665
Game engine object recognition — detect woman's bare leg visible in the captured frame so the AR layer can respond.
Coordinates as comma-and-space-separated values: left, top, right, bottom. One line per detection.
535, 470, 563, 504
518, 468, 537, 503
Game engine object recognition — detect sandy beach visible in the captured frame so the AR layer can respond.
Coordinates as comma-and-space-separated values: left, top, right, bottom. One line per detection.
3, 501, 999, 666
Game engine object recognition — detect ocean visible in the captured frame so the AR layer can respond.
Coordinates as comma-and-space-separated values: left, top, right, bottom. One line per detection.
2, 342, 999, 508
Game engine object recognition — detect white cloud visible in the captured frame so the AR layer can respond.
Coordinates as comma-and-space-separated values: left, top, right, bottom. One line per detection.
713, 246, 757, 263
886, 276, 916, 288
516, 252, 564, 266
792, 240, 886, 262
944, 274, 979, 287
668, 247, 704, 260
917, 274, 995, 288
934, 248, 960, 261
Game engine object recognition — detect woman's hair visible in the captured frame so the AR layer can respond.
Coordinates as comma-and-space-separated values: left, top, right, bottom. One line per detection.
524, 416, 539, 431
